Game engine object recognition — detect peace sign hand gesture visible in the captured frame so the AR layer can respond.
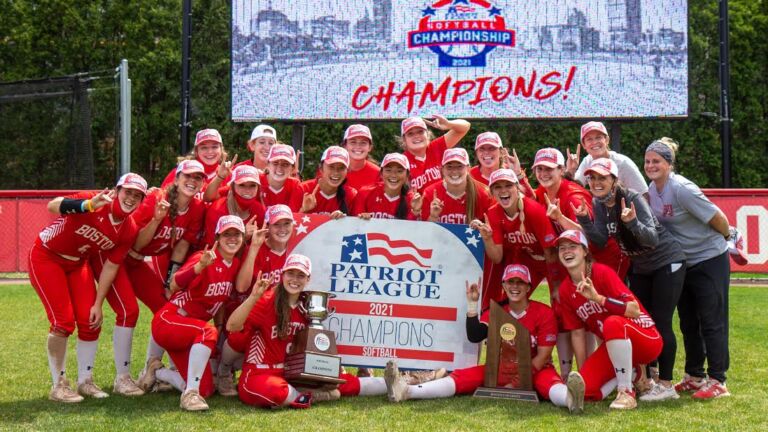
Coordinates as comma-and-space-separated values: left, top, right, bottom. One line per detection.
575, 272, 598, 302
90, 188, 114, 211
217, 153, 238, 179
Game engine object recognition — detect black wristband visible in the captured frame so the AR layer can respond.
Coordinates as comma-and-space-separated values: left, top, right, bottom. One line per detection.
60, 198, 87, 214
164, 260, 183, 289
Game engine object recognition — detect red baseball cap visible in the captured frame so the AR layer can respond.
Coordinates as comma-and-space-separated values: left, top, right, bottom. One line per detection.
267, 144, 296, 165
215, 214, 245, 234
475, 132, 502, 149
557, 230, 589, 248
502, 264, 532, 284
265, 204, 295, 224
321, 146, 350, 167
441, 148, 470, 166
381, 153, 410, 170
343, 124, 372, 142
584, 158, 618, 178
580, 121, 608, 143
176, 160, 205, 177
532, 148, 565, 169
230, 165, 261, 185
401, 117, 427, 135
488, 168, 519, 187
116, 173, 148, 195
283, 254, 312, 276
195, 128, 222, 146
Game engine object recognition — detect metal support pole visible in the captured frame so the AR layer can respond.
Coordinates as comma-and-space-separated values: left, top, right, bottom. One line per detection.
292, 124, 306, 173
718, 0, 732, 187
119, 59, 131, 175
610, 123, 622, 154
180, 0, 193, 155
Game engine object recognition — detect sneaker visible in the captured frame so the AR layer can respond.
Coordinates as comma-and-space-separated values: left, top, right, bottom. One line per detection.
77, 378, 109, 399
609, 389, 637, 410
49, 378, 84, 403
406, 368, 447, 385
180, 389, 209, 411
384, 360, 409, 403
674, 374, 707, 393
639, 382, 680, 402
635, 378, 654, 395
566, 371, 585, 414
137, 357, 164, 393
289, 392, 312, 409
113, 374, 145, 397
311, 388, 341, 402
216, 373, 238, 397
692, 379, 731, 400
649, 366, 660, 383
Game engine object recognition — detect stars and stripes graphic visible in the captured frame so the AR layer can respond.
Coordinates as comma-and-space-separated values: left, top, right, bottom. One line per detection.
340, 233, 433, 268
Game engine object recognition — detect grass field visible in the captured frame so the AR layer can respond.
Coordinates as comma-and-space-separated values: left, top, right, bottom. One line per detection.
1, 284, 767, 432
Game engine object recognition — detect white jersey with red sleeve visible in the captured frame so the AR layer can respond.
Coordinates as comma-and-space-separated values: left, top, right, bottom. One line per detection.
202, 196, 265, 248
260, 173, 304, 212
130, 189, 205, 256
37, 191, 139, 264
161, 164, 221, 202
487, 197, 557, 262
420, 179, 493, 224
299, 179, 358, 215
169, 251, 240, 321
351, 184, 416, 220
242, 290, 308, 368
406, 135, 447, 193
345, 160, 381, 192
558, 262, 655, 338
480, 301, 558, 357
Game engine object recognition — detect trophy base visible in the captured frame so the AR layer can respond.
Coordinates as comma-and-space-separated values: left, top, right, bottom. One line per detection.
285, 352, 346, 386
473, 387, 539, 402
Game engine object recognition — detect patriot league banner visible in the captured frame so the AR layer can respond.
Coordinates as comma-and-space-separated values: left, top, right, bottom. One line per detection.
286, 214, 484, 371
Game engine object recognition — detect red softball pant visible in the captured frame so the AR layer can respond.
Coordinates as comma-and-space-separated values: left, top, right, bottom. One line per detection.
89, 252, 140, 328
28, 244, 100, 341
449, 363, 563, 399
151, 303, 218, 397
238, 368, 359, 408
579, 315, 663, 400
128, 254, 170, 314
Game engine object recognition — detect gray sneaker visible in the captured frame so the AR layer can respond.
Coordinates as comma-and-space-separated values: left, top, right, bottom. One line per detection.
566, 371, 585, 414
384, 360, 409, 403
639, 382, 680, 402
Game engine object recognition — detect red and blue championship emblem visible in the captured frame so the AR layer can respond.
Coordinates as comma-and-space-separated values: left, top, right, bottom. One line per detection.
408, 0, 515, 67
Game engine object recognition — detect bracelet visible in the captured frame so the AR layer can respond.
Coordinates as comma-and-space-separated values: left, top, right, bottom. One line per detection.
467, 300, 478, 315
85, 199, 94, 212
602, 296, 628, 315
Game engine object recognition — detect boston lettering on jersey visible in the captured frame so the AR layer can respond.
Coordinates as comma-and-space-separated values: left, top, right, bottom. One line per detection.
74, 224, 116, 250
410, 166, 441, 191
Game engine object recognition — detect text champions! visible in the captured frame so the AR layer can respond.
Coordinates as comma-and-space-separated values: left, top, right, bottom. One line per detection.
351, 66, 577, 113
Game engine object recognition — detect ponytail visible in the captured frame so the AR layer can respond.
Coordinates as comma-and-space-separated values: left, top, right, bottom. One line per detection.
465, 178, 477, 222
395, 180, 411, 220
165, 184, 180, 247
274, 283, 293, 339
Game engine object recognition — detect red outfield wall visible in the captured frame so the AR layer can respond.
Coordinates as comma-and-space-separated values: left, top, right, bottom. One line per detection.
1, 189, 766, 273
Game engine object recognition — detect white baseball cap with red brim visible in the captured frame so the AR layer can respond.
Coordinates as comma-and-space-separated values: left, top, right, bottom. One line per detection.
215, 214, 245, 234
343, 124, 372, 142
557, 230, 589, 248
116, 173, 148, 195
265, 204, 295, 224
489, 168, 519, 186
283, 254, 312, 276
441, 148, 470, 166
321, 146, 350, 167
475, 132, 503, 149
381, 153, 410, 170
584, 158, 618, 178
532, 148, 565, 169
176, 160, 205, 177
401, 117, 427, 135
267, 144, 296, 165
580, 121, 608, 143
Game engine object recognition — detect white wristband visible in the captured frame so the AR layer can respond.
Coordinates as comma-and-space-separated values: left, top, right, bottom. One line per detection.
467, 301, 478, 315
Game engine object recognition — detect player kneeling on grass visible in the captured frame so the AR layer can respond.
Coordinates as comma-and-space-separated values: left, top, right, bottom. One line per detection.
142, 215, 246, 411
384, 264, 585, 414
227, 254, 423, 409
556, 230, 663, 410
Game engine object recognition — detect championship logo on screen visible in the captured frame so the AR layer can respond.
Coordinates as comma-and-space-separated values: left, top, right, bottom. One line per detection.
408, 0, 515, 67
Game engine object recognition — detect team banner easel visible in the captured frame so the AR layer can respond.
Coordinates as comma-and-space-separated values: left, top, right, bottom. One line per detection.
286, 214, 484, 371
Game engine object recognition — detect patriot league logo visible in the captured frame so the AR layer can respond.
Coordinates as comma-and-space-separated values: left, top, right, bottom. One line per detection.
408, 0, 515, 67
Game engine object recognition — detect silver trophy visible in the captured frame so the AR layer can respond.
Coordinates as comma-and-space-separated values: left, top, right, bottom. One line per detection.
301, 291, 336, 329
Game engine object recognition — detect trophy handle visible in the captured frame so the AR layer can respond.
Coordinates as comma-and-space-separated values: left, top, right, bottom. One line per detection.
326, 307, 336, 319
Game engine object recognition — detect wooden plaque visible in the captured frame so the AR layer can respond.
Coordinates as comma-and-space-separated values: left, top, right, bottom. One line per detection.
473, 301, 538, 402
284, 327, 346, 386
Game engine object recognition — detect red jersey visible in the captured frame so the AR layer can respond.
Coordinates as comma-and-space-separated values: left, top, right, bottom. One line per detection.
299, 179, 358, 215
36, 191, 139, 263
202, 196, 265, 248
169, 250, 241, 321
559, 263, 655, 338
534, 179, 593, 234
260, 173, 303, 212
420, 180, 493, 224
161, 164, 221, 202
345, 160, 380, 192
243, 290, 308, 367
351, 184, 417, 220
486, 198, 557, 263
480, 301, 558, 357
130, 189, 205, 256
469, 165, 491, 187
236, 243, 288, 304
406, 136, 447, 193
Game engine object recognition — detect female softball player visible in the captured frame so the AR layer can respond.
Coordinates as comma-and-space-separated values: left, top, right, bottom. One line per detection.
143, 215, 246, 411
341, 124, 380, 192
240, 124, 277, 172
161, 128, 228, 201
259, 144, 304, 211
30, 173, 147, 402
556, 230, 662, 410
202, 165, 265, 248
399, 115, 470, 193
351, 153, 417, 220
384, 264, 585, 414
299, 146, 357, 218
